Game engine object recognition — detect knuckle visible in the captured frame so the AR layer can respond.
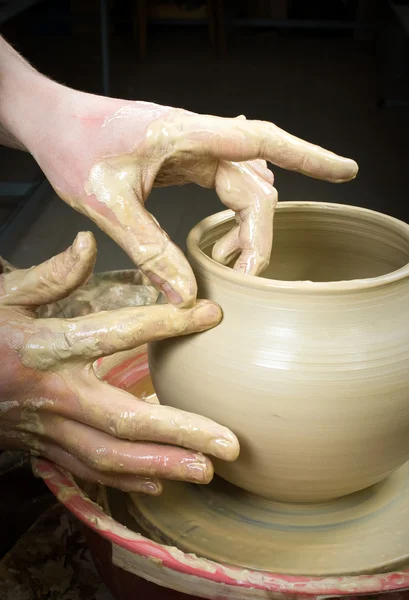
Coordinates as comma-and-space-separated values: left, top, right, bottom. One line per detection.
137, 236, 169, 269
85, 450, 111, 472
29, 322, 76, 368
107, 406, 141, 440
54, 324, 75, 355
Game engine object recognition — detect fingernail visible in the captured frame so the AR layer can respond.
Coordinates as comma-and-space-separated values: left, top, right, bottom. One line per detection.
337, 159, 359, 182
162, 282, 183, 305
70, 235, 81, 261
194, 302, 222, 328
350, 160, 359, 178
208, 433, 240, 461
146, 271, 184, 305
140, 480, 162, 495
72, 232, 92, 259
183, 461, 213, 484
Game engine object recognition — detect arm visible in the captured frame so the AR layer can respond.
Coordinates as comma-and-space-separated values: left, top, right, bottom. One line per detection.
0, 36, 358, 307
0, 36, 58, 150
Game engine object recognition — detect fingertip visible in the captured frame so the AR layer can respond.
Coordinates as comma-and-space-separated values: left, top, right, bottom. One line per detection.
145, 270, 197, 308
264, 167, 275, 185
348, 159, 359, 180
140, 479, 163, 495
76, 231, 96, 250
202, 461, 214, 484
193, 300, 223, 328
211, 242, 233, 266
129, 479, 163, 497
67, 232, 96, 288
162, 281, 184, 305
331, 158, 359, 183
212, 240, 241, 269
175, 296, 196, 308
208, 431, 240, 462
71, 231, 97, 261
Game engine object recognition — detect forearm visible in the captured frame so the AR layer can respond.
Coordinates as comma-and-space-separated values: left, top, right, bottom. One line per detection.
0, 36, 62, 152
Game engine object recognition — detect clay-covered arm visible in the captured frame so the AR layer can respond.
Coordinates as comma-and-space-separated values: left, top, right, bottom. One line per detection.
0, 36, 358, 307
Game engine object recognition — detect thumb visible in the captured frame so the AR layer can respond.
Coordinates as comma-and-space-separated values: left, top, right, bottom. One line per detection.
0, 231, 97, 308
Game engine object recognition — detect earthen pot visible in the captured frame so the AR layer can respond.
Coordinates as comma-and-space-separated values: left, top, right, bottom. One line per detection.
148, 202, 409, 503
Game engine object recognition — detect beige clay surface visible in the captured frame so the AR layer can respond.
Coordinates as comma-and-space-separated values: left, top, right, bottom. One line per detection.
127, 466, 409, 576
149, 203, 409, 503
123, 371, 409, 577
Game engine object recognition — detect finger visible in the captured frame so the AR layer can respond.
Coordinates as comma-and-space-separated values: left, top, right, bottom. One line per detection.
56, 374, 240, 462
247, 160, 275, 185
212, 225, 240, 266
128, 207, 196, 306
44, 300, 221, 363
213, 160, 277, 275
0, 232, 96, 308
40, 441, 163, 494
86, 161, 197, 307
234, 118, 275, 182
40, 416, 214, 484
176, 113, 358, 183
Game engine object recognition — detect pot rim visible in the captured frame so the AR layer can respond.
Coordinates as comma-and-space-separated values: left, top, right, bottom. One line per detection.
187, 202, 409, 293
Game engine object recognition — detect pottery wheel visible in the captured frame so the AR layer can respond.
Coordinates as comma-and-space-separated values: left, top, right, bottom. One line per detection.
127, 464, 409, 576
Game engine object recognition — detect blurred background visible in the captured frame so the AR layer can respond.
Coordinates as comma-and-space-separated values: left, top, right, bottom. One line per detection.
0, 0, 408, 579
0, 0, 408, 275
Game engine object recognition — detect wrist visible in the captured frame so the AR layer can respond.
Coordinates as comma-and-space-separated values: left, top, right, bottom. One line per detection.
0, 37, 64, 153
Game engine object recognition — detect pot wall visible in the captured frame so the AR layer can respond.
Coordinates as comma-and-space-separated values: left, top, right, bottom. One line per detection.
149, 204, 409, 503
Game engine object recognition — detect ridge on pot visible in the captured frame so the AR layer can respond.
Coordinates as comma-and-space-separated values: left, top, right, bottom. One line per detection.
148, 202, 409, 503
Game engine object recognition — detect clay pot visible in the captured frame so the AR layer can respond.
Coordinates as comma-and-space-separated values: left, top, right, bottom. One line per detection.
148, 202, 409, 503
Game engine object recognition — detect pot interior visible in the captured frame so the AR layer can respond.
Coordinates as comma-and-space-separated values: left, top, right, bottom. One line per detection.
203, 205, 409, 282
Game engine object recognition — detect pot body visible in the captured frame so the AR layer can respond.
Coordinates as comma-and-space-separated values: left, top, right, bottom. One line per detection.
149, 203, 409, 503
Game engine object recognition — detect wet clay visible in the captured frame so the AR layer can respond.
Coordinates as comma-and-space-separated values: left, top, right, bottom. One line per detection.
149, 203, 409, 503
114, 370, 409, 578
127, 466, 409, 576
34, 459, 409, 599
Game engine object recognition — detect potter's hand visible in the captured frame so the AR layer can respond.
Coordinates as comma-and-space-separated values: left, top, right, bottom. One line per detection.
0, 37, 358, 307
0, 233, 239, 494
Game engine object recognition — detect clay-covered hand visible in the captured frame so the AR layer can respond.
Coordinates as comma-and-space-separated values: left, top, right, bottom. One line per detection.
11, 87, 358, 306
0, 232, 239, 494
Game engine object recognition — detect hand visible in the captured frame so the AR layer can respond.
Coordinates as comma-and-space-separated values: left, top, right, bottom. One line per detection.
8, 84, 358, 306
0, 233, 239, 494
